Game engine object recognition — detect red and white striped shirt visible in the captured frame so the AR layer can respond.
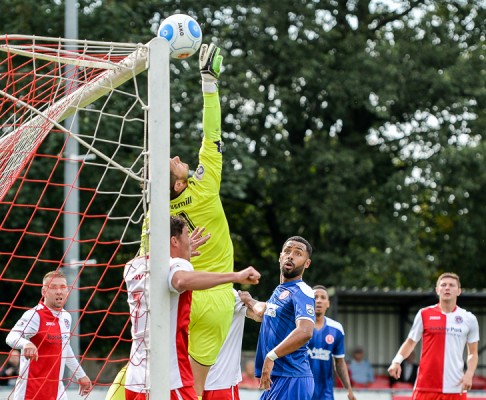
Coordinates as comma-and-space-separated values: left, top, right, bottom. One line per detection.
409, 304, 479, 393
6, 303, 86, 400
168, 257, 194, 390
124, 256, 195, 393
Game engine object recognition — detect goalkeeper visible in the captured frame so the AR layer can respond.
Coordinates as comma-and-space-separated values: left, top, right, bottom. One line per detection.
140, 43, 235, 397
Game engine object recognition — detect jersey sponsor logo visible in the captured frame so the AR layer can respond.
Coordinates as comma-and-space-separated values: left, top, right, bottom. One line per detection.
265, 303, 279, 318
325, 334, 334, 344
46, 321, 56, 326
279, 290, 290, 300
306, 304, 315, 316
171, 197, 193, 210
308, 347, 331, 361
47, 333, 63, 341
429, 316, 441, 320
194, 165, 205, 180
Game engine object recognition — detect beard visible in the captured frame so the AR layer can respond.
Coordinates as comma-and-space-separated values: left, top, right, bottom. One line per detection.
281, 263, 306, 279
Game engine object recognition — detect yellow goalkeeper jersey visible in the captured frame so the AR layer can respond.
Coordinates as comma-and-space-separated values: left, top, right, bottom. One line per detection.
140, 92, 234, 290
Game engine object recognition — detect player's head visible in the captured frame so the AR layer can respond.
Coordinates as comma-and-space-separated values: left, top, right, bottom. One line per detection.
169, 156, 190, 199
435, 272, 461, 300
283, 236, 312, 257
352, 346, 365, 361
170, 215, 191, 260
279, 236, 312, 281
313, 285, 329, 317
41, 270, 68, 310
436, 272, 461, 288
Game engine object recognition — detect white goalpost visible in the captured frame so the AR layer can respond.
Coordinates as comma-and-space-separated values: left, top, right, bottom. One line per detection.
0, 34, 170, 397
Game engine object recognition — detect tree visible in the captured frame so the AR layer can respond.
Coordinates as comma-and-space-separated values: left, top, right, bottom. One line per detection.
1, 0, 485, 353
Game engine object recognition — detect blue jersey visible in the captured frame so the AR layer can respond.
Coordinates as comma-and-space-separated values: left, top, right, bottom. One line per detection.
255, 280, 316, 378
308, 317, 345, 400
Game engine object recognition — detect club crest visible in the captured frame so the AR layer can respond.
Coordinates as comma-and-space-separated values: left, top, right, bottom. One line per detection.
306, 304, 315, 316
279, 290, 290, 300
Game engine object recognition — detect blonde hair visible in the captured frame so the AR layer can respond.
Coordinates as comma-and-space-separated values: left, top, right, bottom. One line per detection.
42, 271, 66, 286
436, 272, 461, 288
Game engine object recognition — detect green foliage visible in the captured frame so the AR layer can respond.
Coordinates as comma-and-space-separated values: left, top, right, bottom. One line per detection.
2, 0, 485, 353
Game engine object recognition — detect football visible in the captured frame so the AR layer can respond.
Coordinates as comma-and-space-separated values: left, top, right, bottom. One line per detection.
158, 14, 202, 59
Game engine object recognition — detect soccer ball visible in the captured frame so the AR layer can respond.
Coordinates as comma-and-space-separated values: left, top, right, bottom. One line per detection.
158, 14, 202, 60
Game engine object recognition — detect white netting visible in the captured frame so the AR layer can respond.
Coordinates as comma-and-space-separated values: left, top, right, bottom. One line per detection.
0, 34, 152, 393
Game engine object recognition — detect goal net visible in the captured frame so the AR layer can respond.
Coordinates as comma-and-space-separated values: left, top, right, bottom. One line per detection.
0, 34, 170, 397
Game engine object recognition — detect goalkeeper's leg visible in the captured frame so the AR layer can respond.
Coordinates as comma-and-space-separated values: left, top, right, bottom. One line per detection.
105, 364, 127, 400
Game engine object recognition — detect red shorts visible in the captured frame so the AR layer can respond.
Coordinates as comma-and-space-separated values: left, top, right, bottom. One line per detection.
203, 385, 240, 400
125, 388, 148, 400
171, 386, 198, 400
413, 391, 467, 400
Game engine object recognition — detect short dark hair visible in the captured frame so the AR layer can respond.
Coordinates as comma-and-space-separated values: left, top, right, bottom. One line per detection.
170, 215, 187, 238
312, 285, 327, 292
284, 236, 312, 257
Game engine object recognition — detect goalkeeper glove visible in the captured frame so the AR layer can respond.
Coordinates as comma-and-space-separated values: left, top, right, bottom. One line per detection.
199, 43, 223, 93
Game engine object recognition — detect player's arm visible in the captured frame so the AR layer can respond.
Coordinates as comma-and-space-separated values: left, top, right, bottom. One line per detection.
259, 318, 314, 390
197, 44, 224, 188
387, 337, 417, 379
270, 318, 314, 359
200, 44, 223, 142
171, 266, 260, 292
65, 344, 92, 396
462, 341, 478, 391
335, 357, 356, 400
238, 290, 266, 321
5, 310, 40, 361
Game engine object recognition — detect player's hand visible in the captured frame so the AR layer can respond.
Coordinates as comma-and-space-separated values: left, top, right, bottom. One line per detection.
387, 363, 401, 379
238, 290, 254, 304
199, 43, 223, 81
199, 43, 223, 93
235, 267, 260, 285
190, 226, 210, 257
23, 342, 38, 361
460, 371, 474, 393
260, 357, 274, 390
78, 376, 92, 396
347, 389, 357, 400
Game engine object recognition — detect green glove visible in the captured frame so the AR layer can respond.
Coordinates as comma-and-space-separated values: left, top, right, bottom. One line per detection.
199, 43, 223, 93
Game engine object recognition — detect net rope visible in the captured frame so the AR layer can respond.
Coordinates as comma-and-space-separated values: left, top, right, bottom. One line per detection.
0, 34, 150, 393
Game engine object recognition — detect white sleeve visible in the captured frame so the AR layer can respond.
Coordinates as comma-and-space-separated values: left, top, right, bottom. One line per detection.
408, 310, 424, 343
467, 312, 480, 343
5, 309, 39, 350
168, 258, 194, 293
64, 344, 87, 380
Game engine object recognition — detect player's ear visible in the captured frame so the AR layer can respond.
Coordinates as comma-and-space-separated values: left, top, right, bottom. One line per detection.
173, 179, 185, 193
304, 259, 311, 269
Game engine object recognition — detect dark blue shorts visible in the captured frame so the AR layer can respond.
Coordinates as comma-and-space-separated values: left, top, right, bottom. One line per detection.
259, 376, 314, 400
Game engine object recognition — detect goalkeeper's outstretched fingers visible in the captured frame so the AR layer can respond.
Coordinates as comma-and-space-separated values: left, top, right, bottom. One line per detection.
199, 43, 223, 93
